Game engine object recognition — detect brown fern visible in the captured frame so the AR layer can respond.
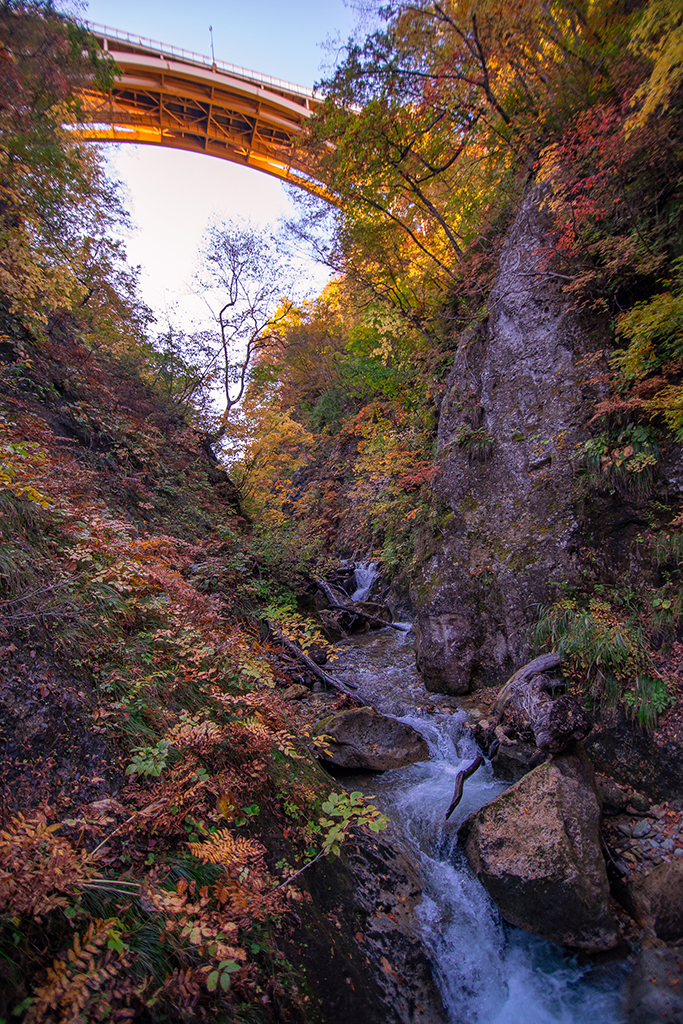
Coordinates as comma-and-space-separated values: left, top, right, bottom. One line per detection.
25, 918, 150, 1024
0, 813, 91, 920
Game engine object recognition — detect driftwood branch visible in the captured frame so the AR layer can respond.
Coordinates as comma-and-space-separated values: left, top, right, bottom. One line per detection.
313, 577, 405, 631
445, 754, 483, 820
267, 622, 358, 695
489, 652, 591, 758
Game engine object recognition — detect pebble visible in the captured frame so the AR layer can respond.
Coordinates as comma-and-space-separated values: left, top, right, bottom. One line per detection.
675, 848, 683, 858
633, 820, 652, 838
618, 823, 633, 837
662, 838, 675, 851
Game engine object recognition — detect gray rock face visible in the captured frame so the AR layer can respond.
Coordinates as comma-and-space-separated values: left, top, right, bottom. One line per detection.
616, 862, 683, 941
312, 707, 429, 770
413, 186, 607, 694
625, 949, 683, 1024
460, 745, 620, 951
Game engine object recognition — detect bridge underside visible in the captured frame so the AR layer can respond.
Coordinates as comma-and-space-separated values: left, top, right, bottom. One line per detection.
78, 29, 326, 194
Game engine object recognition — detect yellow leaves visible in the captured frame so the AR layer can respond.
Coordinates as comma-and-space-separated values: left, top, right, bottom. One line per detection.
0, 429, 54, 509
187, 828, 265, 867
628, 0, 683, 129
272, 730, 305, 760
241, 715, 271, 739
216, 790, 243, 821
238, 654, 275, 687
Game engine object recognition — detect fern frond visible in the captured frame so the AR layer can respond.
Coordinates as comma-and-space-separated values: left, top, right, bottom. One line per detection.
241, 715, 271, 738
167, 717, 223, 749
188, 829, 264, 866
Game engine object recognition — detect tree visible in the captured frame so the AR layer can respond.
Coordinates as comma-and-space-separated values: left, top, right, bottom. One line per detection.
0, 2, 121, 333
146, 323, 221, 426
297, 0, 637, 329
196, 223, 295, 442
628, 0, 683, 129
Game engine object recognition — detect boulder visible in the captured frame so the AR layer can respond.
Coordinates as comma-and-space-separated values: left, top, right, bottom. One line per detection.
313, 708, 429, 771
615, 862, 683, 941
596, 774, 630, 815
282, 684, 311, 700
625, 949, 683, 1024
491, 742, 536, 782
460, 744, 619, 951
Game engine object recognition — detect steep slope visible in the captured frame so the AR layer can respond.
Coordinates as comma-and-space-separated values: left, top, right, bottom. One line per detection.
0, 326, 444, 1023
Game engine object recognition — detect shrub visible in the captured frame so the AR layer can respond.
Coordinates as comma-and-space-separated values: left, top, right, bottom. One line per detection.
574, 423, 659, 497
533, 597, 672, 728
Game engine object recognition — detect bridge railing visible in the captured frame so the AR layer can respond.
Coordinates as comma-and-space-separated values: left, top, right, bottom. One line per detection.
84, 22, 317, 100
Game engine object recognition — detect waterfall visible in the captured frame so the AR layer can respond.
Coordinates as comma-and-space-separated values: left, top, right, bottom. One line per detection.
351, 560, 378, 601
329, 627, 628, 1024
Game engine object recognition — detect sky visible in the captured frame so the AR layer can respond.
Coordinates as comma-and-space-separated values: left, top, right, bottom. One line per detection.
71, 0, 363, 330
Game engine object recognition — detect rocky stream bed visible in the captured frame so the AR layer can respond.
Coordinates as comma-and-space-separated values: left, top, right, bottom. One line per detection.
285, 623, 683, 1024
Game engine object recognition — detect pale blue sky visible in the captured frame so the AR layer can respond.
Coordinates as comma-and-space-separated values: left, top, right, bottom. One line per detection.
69, 1, 364, 326
80, 0, 359, 88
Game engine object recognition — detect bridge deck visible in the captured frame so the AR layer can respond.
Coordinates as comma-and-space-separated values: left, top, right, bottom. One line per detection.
77, 25, 325, 192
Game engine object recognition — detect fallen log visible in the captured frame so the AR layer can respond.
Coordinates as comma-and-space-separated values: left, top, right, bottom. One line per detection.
445, 754, 483, 820
488, 652, 591, 759
313, 577, 405, 631
267, 622, 358, 696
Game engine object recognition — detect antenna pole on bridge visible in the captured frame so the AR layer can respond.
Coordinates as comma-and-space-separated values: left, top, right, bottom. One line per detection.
209, 25, 216, 66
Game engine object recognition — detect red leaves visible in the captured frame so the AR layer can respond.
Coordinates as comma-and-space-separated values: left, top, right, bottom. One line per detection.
397, 462, 436, 491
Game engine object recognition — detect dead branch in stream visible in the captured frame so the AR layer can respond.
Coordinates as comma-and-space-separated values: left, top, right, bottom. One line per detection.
445, 754, 483, 820
267, 621, 358, 695
313, 577, 405, 631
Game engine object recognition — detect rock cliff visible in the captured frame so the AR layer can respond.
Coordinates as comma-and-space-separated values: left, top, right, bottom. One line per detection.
413, 186, 608, 694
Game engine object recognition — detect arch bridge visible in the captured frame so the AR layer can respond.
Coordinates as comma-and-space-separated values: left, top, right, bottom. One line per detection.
78, 25, 325, 194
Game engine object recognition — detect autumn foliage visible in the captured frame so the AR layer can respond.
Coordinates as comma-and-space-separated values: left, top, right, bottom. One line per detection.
2, 0, 683, 1019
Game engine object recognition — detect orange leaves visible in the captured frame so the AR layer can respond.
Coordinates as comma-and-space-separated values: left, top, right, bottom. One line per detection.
0, 812, 91, 920
187, 829, 265, 868
25, 919, 140, 1024
166, 713, 224, 754
397, 461, 437, 492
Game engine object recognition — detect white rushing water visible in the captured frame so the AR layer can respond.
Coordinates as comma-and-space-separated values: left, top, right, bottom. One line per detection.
329, 627, 628, 1024
350, 561, 378, 601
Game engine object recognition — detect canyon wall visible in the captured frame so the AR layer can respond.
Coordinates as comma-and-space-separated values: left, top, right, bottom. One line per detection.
413, 187, 609, 693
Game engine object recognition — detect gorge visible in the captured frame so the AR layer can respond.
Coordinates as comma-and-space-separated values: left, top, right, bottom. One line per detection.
2, 1, 683, 1022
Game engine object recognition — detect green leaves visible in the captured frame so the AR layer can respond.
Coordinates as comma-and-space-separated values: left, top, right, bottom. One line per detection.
125, 739, 172, 778
206, 959, 240, 993
533, 596, 673, 727
319, 791, 389, 857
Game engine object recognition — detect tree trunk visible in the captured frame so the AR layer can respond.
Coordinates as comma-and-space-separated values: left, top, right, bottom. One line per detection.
489, 653, 592, 757
267, 622, 358, 696
314, 577, 404, 631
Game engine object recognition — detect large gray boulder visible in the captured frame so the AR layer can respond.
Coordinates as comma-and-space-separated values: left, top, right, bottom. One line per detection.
460, 745, 619, 951
615, 862, 683, 941
312, 708, 429, 771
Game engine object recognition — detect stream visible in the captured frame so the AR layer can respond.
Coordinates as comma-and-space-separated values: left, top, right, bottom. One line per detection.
328, 625, 628, 1024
